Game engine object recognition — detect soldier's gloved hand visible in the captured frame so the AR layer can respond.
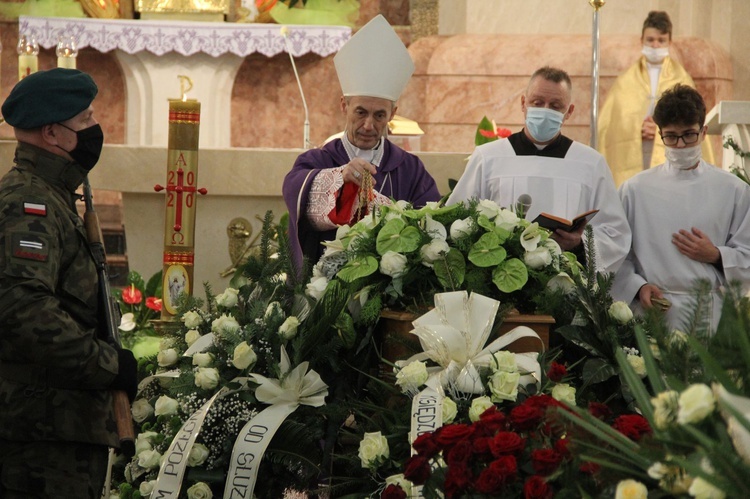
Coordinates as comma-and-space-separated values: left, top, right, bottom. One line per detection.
110, 348, 138, 402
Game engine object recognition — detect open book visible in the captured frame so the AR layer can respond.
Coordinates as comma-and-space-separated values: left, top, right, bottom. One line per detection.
532, 209, 599, 232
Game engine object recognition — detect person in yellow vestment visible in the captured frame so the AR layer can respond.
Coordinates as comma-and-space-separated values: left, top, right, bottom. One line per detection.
598, 11, 713, 186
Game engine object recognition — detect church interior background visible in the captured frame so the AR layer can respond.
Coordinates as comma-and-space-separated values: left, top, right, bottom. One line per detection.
0, 0, 749, 292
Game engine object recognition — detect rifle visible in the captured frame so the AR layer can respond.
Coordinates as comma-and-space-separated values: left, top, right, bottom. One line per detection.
82, 177, 136, 458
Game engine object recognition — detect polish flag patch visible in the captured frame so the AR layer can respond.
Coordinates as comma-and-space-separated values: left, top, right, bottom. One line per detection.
23, 202, 47, 216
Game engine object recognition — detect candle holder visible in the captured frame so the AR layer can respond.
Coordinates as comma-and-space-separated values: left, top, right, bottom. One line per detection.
56, 35, 78, 69
17, 35, 39, 81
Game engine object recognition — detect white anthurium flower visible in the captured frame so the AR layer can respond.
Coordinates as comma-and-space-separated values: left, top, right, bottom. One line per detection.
119, 312, 136, 332
395, 291, 542, 394
495, 208, 520, 231
424, 214, 447, 241
520, 222, 543, 251
476, 199, 502, 220
547, 272, 576, 294
543, 237, 562, 257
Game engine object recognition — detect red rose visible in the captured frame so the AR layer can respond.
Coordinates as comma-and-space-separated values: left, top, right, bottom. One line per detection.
446, 439, 473, 466
531, 448, 563, 476
444, 463, 472, 498
488, 454, 518, 482
412, 432, 441, 458
476, 406, 507, 436
588, 401, 612, 420
381, 484, 407, 499
525, 394, 562, 409
475, 467, 505, 495
509, 404, 544, 431
554, 437, 570, 458
524, 475, 553, 499
580, 461, 600, 475
122, 284, 142, 305
472, 436, 493, 458
546, 362, 567, 382
435, 424, 475, 446
146, 296, 163, 311
403, 455, 431, 485
613, 414, 652, 441
489, 431, 525, 456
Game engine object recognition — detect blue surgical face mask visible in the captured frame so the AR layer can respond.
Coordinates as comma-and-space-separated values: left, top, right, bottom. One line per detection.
525, 107, 565, 143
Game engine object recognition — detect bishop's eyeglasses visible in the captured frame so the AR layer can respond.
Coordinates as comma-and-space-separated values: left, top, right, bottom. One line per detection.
659, 130, 701, 147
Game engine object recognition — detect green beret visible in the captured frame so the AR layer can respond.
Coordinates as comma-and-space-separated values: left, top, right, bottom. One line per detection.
1, 68, 98, 129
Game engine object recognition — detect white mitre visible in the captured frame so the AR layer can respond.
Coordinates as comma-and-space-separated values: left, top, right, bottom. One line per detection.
333, 14, 415, 101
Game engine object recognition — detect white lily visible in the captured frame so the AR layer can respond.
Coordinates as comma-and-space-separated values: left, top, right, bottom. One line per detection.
250, 347, 328, 407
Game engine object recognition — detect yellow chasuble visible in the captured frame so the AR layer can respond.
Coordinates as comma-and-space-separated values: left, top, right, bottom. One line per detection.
598, 56, 713, 186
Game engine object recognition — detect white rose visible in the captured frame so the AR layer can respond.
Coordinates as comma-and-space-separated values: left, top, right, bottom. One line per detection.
615, 479, 648, 499
449, 217, 475, 240
215, 288, 239, 308
627, 353, 647, 378
306, 276, 329, 301
469, 396, 494, 422
609, 301, 634, 324
552, 383, 577, 406
491, 350, 517, 373
524, 247, 553, 269
157, 348, 179, 367
135, 431, 157, 455
154, 395, 179, 416
688, 477, 726, 499
182, 310, 203, 329
395, 361, 428, 393
188, 443, 210, 467
195, 367, 220, 390
131, 399, 154, 423
185, 329, 201, 347
264, 301, 284, 320
139, 480, 156, 498
442, 397, 458, 424
420, 239, 450, 267
379, 251, 408, 278
547, 272, 576, 294
520, 223, 542, 251
651, 390, 679, 430
488, 371, 520, 402
119, 312, 136, 332
211, 314, 241, 335
137, 449, 162, 469
476, 199, 501, 219
385, 474, 412, 495
232, 341, 257, 370
358, 431, 389, 468
278, 316, 300, 340
495, 208, 520, 231
192, 352, 214, 367
677, 384, 715, 424
186, 481, 213, 499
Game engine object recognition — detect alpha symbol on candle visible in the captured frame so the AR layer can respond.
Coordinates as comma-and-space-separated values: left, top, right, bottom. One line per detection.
155, 168, 207, 232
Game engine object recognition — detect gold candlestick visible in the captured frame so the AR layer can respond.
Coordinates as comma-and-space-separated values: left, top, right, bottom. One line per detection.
56, 35, 78, 69
17, 35, 39, 81
154, 76, 207, 320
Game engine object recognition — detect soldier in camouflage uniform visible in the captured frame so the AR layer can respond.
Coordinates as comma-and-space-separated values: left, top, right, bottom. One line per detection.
0, 69, 138, 498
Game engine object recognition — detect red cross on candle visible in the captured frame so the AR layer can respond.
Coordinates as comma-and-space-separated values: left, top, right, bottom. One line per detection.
155, 168, 207, 232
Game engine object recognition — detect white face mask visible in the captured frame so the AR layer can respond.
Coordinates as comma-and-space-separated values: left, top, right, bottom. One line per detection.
642, 45, 670, 64
665, 143, 702, 170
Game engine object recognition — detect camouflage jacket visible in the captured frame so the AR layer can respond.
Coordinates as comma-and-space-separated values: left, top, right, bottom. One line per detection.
0, 142, 120, 447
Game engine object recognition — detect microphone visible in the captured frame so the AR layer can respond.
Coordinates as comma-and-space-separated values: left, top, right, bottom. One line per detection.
516, 194, 532, 219
281, 26, 311, 149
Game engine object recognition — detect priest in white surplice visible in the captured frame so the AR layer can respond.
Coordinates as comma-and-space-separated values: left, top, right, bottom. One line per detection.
612, 84, 750, 330
448, 66, 631, 275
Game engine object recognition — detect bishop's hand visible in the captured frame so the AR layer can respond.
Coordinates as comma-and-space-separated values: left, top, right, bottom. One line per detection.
343, 158, 377, 187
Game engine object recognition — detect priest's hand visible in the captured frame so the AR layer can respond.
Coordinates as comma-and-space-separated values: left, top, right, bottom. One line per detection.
639, 283, 665, 309
672, 228, 721, 264
343, 159, 377, 187
642, 116, 656, 141
551, 224, 585, 252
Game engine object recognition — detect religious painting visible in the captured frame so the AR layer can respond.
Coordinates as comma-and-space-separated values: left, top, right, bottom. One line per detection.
163, 264, 190, 315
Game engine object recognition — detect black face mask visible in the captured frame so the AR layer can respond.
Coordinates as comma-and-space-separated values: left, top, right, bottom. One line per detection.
56, 122, 104, 171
